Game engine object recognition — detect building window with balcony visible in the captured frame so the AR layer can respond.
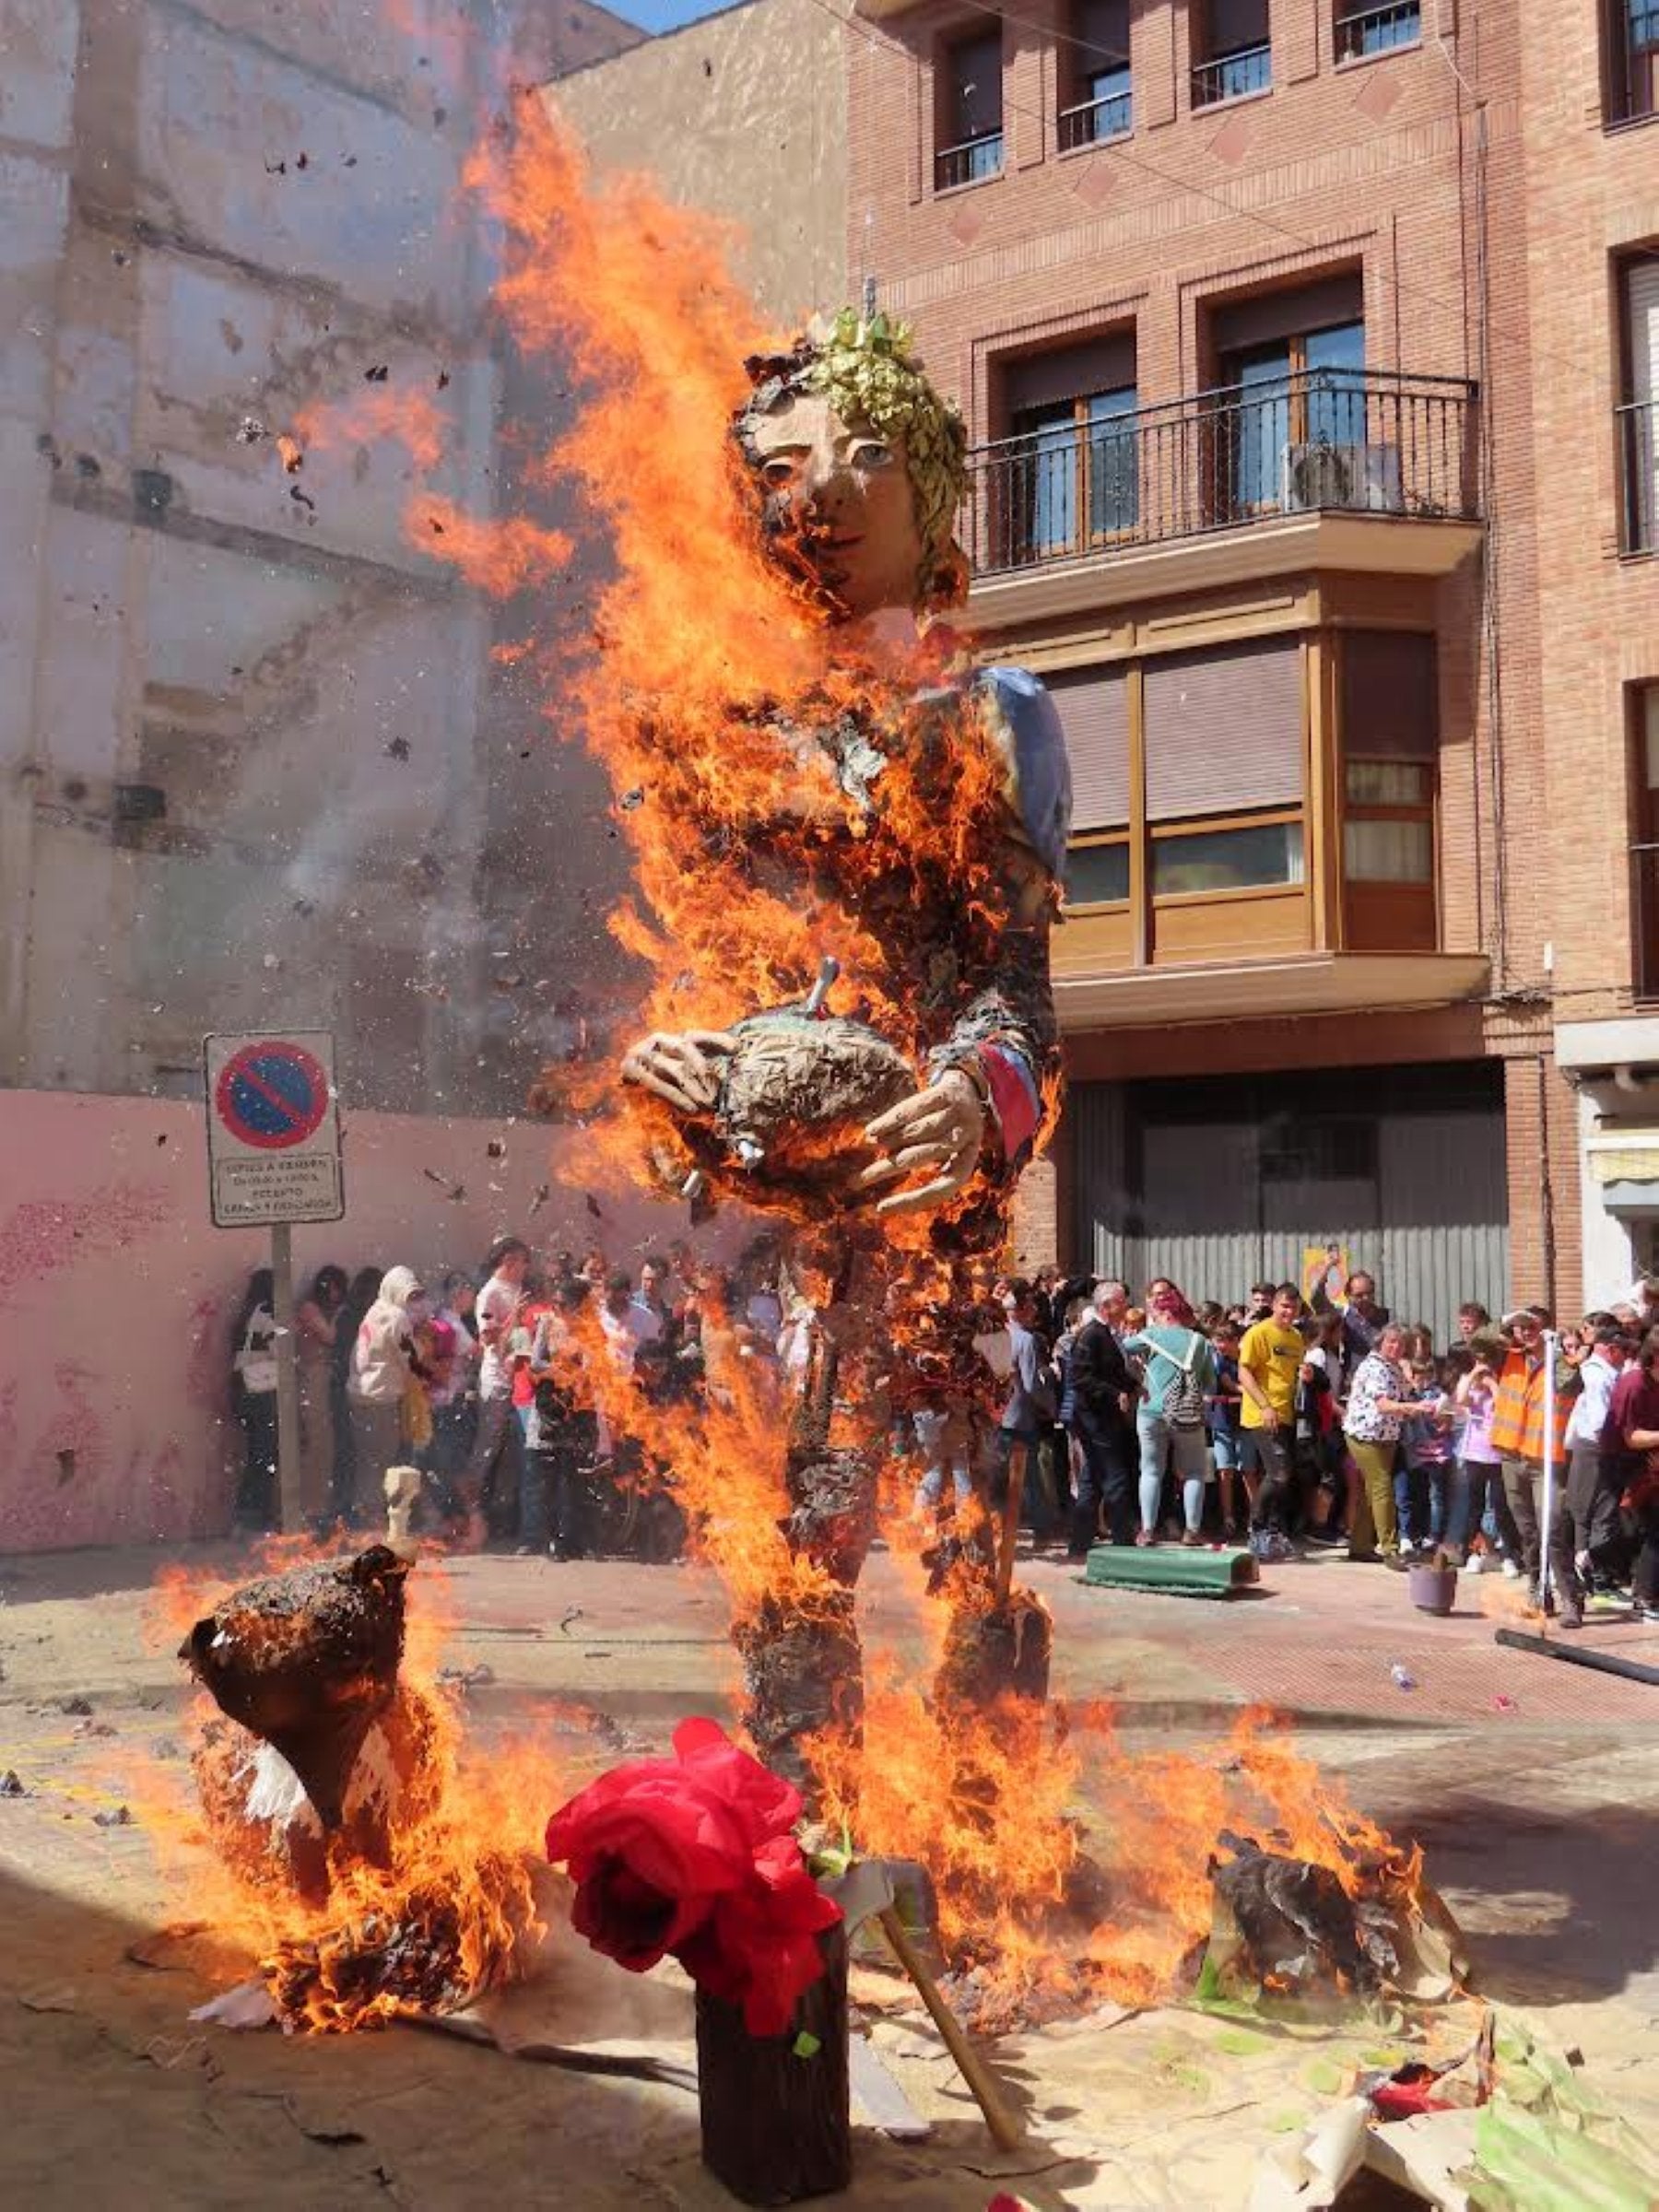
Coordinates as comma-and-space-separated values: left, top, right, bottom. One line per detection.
1631, 684, 1659, 997
935, 25, 1005, 191
1606, 0, 1659, 126
1059, 0, 1132, 149
1207, 273, 1369, 519
1618, 254, 1659, 554
1143, 639, 1305, 897
1335, 2, 1421, 65
1339, 631, 1439, 952
979, 333, 1138, 566
1193, 0, 1272, 108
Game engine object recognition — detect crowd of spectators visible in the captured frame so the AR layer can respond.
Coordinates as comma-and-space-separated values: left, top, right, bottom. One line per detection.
951, 1265, 1659, 1629
225, 1237, 785, 1560
225, 1242, 1659, 1622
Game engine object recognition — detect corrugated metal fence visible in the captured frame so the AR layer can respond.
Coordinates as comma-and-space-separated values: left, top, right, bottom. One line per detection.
1069, 1070, 1509, 1346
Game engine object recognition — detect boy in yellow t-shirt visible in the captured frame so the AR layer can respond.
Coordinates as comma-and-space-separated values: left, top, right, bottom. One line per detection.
1238, 1283, 1305, 1542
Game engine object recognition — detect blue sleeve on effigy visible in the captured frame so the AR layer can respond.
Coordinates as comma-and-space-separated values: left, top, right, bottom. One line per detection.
977, 665, 1074, 880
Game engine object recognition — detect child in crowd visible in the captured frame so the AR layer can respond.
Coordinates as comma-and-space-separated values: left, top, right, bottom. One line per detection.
1206, 1320, 1244, 1542
1398, 1341, 1455, 1556
1455, 1330, 1516, 1575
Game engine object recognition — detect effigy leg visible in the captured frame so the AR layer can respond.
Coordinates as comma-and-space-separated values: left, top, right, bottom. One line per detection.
738, 1247, 877, 1806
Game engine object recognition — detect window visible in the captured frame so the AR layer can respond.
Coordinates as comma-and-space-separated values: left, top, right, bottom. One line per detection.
1631, 683, 1659, 996
1193, 0, 1272, 108
1335, 2, 1421, 64
992, 334, 1138, 561
1210, 274, 1366, 519
1606, 0, 1659, 126
1047, 664, 1130, 908
1059, 0, 1132, 148
1011, 389, 1139, 552
1618, 255, 1659, 554
1143, 638, 1305, 895
1340, 630, 1438, 950
936, 26, 1004, 190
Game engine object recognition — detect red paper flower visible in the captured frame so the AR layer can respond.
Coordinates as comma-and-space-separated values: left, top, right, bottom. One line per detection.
547, 1718, 841, 2036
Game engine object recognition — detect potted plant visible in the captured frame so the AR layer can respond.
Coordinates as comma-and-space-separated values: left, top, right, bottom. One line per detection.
1406, 1547, 1459, 1617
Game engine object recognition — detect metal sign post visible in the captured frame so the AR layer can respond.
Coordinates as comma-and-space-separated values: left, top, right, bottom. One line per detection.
205, 1030, 344, 1535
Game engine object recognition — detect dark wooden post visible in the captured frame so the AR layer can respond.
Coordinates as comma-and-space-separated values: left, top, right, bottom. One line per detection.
694, 1924, 851, 2206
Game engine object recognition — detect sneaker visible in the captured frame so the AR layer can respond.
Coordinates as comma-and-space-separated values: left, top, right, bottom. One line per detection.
1135, 1529, 1157, 1547
1559, 1605, 1584, 1630
1501, 1558, 1523, 1581
1465, 1550, 1490, 1576
1181, 1528, 1204, 1547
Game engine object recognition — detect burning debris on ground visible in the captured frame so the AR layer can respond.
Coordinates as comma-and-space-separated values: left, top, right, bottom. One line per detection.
169, 1545, 562, 2035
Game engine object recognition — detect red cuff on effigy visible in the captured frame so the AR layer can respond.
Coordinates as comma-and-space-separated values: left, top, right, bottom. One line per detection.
977, 1043, 1041, 1161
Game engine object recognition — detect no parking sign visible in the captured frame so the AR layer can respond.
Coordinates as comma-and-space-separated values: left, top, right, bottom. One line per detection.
204, 1030, 344, 1227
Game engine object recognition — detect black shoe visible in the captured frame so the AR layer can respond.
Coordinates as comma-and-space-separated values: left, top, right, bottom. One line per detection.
1559, 1606, 1584, 1630
1382, 1551, 1412, 1572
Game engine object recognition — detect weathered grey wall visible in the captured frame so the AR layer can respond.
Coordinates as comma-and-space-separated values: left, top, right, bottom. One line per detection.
0, 0, 641, 1114
549, 0, 849, 328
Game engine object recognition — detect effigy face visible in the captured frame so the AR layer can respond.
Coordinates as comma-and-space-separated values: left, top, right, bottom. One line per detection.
744, 390, 928, 622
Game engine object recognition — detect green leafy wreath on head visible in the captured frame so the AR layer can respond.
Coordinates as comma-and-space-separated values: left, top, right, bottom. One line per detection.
735, 309, 971, 612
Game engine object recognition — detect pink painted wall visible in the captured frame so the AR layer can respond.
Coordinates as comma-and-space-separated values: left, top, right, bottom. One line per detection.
0, 1089, 685, 1553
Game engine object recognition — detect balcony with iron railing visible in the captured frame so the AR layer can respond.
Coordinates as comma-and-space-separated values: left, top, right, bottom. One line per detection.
1619, 398, 1658, 553
935, 130, 1004, 191
1058, 86, 1132, 150
1635, 843, 1659, 999
1335, 0, 1422, 63
1607, 1, 1659, 124
961, 369, 1479, 595
1192, 41, 1271, 107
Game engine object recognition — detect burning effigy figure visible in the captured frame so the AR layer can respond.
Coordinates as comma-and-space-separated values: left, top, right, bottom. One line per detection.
614, 312, 1070, 1794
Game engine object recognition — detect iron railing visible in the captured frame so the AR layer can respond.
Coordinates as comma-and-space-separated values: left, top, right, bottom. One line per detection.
1058, 87, 1132, 149
1634, 842, 1659, 998
1618, 397, 1658, 553
1192, 41, 1271, 106
1607, 2, 1659, 124
961, 368, 1478, 577
1335, 1, 1422, 62
935, 132, 1004, 190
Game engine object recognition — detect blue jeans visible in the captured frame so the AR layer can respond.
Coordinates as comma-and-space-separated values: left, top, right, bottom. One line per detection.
1395, 1463, 1431, 1547
1430, 1462, 1473, 1552
992, 1423, 1053, 1539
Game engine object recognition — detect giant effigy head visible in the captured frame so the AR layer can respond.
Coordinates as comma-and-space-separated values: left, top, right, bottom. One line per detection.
733, 310, 970, 622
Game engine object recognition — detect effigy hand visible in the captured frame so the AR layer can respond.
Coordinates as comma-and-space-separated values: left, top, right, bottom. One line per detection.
855, 1069, 985, 1218
619, 1030, 736, 1118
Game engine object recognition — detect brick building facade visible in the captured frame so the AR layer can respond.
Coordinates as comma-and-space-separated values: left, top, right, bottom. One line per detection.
840, 0, 1659, 1328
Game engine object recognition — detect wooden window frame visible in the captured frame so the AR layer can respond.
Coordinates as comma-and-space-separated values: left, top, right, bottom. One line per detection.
1008, 389, 1140, 558
1062, 830, 1133, 914
1147, 805, 1309, 905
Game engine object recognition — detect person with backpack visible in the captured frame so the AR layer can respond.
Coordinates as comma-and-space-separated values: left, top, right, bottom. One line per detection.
1124, 1278, 1217, 1547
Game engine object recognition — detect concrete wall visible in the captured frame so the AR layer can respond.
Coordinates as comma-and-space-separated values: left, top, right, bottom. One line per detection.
0, 0, 641, 1118
550, 0, 850, 326
0, 1088, 684, 1552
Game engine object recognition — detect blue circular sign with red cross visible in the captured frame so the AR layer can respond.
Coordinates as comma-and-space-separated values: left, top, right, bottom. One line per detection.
214, 1040, 329, 1151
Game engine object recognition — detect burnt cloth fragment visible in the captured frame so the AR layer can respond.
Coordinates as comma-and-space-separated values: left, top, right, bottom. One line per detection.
181, 1547, 408, 1831
1210, 1834, 1371, 1996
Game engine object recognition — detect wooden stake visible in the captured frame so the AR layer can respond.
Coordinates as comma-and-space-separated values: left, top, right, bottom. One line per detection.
877, 1905, 1022, 2152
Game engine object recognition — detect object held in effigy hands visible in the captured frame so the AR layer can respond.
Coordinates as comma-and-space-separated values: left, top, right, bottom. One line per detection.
680, 966, 916, 1216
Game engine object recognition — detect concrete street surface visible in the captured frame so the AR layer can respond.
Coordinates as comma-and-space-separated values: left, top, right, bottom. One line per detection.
1, 1539, 1656, 2207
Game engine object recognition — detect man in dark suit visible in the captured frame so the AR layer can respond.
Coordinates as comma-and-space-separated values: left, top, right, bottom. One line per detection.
1066, 1278, 1139, 1558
